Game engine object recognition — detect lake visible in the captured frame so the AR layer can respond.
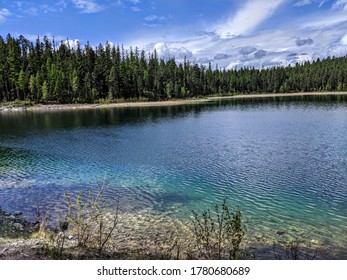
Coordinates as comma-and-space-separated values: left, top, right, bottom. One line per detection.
1, 95, 346, 258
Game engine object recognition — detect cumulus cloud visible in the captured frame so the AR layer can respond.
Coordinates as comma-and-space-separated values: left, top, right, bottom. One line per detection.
287, 53, 298, 57
215, 0, 284, 38
254, 50, 267, 58
296, 37, 313, 46
214, 53, 231, 60
0, 8, 11, 24
61, 39, 80, 50
341, 34, 347, 45
324, 42, 347, 57
153, 42, 192, 60
137, 0, 347, 69
197, 57, 213, 64
239, 46, 257, 55
226, 61, 241, 70
72, 0, 104, 14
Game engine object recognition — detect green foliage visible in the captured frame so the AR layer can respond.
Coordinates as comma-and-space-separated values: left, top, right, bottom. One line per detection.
191, 199, 245, 259
41, 80, 48, 101
63, 188, 118, 252
1, 34, 346, 104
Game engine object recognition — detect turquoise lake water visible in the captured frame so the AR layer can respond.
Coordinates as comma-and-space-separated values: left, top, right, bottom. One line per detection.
0, 96, 346, 257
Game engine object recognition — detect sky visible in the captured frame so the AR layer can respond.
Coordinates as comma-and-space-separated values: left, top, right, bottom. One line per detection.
0, 0, 347, 69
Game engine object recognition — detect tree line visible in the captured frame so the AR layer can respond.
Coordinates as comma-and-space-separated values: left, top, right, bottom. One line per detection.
1, 34, 346, 104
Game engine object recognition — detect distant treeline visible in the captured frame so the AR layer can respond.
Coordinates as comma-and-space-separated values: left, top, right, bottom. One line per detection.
1, 34, 347, 103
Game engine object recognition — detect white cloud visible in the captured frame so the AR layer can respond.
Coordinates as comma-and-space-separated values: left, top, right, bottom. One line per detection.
293, 0, 327, 8
140, 12, 347, 69
57, 0, 68, 11
144, 15, 166, 22
254, 50, 267, 58
12, 1, 67, 15
296, 37, 313, 46
153, 42, 192, 60
239, 46, 257, 55
214, 53, 231, 60
299, 12, 347, 29
318, 1, 326, 7
0, 8, 11, 24
111, 0, 347, 69
72, 0, 104, 14
143, 14, 170, 27
294, 0, 312, 7
215, 0, 284, 38
333, 0, 347, 10
115, 0, 142, 8
24, 7, 39, 16
60, 39, 80, 49
226, 61, 241, 70
341, 34, 347, 45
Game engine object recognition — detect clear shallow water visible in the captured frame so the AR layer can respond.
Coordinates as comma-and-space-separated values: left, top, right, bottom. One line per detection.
0, 96, 347, 256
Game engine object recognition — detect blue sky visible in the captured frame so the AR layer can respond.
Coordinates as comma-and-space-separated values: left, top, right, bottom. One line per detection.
1, 0, 347, 68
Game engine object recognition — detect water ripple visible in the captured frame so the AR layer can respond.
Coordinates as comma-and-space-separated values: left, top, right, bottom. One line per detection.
1, 100, 347, 253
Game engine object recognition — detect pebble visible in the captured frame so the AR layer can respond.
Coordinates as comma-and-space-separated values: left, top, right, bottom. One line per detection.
289, 226, 298, 232
68, 235, 74, 240
310, 239, 321, 245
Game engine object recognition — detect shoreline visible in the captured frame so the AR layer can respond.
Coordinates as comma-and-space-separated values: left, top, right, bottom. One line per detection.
1, 92, 347, 112
1, 208, 345, 260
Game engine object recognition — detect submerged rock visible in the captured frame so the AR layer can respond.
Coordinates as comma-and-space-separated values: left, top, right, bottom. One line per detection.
310, 239, 322, 245
276, 231, 286, 236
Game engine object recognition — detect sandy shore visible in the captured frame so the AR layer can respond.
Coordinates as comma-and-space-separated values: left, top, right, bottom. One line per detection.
209, 91, 347, 100
1, 92, 347, 112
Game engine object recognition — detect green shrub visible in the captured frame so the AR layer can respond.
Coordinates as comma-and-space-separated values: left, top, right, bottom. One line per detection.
63, 188, 118, 252
191, 199, 245, 259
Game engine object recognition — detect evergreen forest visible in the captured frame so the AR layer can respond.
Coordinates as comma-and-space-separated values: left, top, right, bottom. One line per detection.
1, 34, 347, 104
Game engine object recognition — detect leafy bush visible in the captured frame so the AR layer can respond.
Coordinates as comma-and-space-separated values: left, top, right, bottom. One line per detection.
63, 188, 118, 252
191, 199, 245, 259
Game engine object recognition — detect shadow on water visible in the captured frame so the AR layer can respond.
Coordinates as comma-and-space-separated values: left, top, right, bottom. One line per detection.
1, 94, 347, 259
1, 94, 347, 138
213, 93, 347, 106
0, 103, 206, 137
